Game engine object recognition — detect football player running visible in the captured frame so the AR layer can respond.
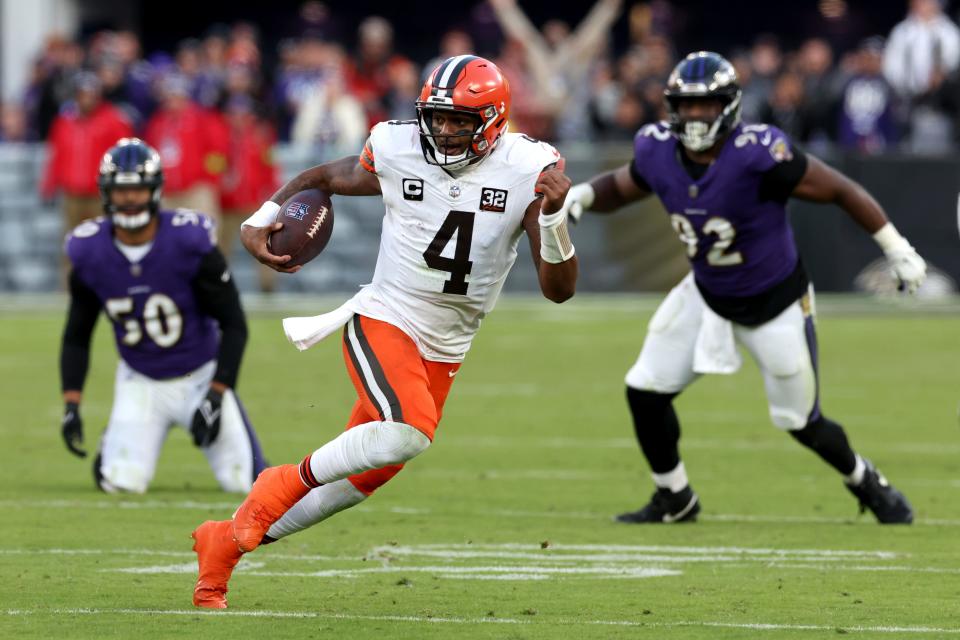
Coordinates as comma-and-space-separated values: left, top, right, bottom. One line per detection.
59, 138, 268, 494
561, 52, 925, 525
190, 55, 577, 608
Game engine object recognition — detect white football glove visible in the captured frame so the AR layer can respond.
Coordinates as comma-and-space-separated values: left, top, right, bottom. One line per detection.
558, 183, 595, 225
873, 223, 927, 294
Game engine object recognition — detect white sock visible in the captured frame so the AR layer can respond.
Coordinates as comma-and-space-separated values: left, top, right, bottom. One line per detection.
266, 479, 367, 540
845, 455, 866, 486
307, 420, 430, 485
652, 462, 689, 493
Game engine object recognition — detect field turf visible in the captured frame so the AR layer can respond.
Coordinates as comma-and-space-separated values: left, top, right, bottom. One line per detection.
1, 294, 958, 639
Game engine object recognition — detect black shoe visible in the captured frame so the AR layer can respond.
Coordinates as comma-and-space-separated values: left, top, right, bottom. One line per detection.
615, 486, 700, 523
845, 459, 913, 524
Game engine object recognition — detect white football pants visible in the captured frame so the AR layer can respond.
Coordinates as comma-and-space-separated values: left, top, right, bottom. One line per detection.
95, 360, 265, 493
625, 273, 820, 430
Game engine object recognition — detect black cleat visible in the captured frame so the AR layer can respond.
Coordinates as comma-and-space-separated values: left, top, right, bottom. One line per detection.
615, 486, 701, 523
845, 459, 913, 524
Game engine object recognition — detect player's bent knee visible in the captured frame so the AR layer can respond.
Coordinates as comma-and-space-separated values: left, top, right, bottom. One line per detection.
364, 421, 431, 467
215, 472, 253, 494
625, 366, 684, 394
769, 408, 808, 430
94, 456, 150, 494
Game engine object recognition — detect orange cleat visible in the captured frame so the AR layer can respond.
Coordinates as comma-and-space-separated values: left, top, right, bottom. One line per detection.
192, 520, 243, 609
232, 464, 311, 552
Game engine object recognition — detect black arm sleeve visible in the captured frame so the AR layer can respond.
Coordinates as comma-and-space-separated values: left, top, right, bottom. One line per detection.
60, 270, 101, 392
758, 147, 809, 203
191, 247, 248, 389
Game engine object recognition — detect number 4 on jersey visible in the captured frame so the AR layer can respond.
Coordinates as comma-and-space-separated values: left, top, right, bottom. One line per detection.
423, 210, 475, 295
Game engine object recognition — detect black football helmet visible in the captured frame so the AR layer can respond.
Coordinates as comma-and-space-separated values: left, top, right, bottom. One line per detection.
98, 138, 163, 231
664, 51, 742, 152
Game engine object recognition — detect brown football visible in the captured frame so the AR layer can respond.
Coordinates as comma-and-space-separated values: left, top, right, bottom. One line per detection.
269, 189, 335, 267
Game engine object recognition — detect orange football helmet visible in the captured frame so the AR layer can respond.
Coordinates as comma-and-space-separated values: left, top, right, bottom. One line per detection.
416, 55, 511, 171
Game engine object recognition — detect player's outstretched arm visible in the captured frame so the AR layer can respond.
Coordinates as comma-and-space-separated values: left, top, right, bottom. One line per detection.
240, 154, 381, 273
525, 166, 578, 303
563, 164, 651, 224
59, 270, 100, 458
791, 154, 927, 293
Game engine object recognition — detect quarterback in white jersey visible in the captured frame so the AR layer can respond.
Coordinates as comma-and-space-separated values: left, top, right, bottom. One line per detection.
351, 117, 566, 361
190, 55, 577, 609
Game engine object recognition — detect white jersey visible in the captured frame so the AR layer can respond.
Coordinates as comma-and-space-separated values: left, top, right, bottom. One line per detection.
346, 121, 561, 362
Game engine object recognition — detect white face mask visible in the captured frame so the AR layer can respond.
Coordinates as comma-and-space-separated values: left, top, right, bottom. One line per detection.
675, 92, 742, 152
679, 120, 716, 152
112, 209, 151, 230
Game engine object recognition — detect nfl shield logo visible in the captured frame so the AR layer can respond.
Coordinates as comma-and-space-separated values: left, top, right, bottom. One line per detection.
688, 184, 699, 199
449, 184, 461, 198
285, 202, 309, 221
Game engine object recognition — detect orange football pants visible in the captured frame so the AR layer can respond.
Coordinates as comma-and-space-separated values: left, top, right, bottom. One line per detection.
341, 315, 459, 495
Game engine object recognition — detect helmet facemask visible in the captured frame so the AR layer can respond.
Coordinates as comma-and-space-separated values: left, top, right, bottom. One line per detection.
666, 91, 742, 152
417, 103, 502, 172
108, 187, 159, 231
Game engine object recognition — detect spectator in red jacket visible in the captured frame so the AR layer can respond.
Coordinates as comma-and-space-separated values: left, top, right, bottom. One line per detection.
344, 16, 412, 129
144, 73, 228, 227
42, 72, 134, 231
219, 95, 279, 292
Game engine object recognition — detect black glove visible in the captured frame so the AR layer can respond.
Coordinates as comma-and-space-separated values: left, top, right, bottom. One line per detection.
190, 388, 223, 447
62, 401, 86, 458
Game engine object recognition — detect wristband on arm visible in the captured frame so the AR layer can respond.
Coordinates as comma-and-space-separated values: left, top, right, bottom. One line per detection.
538, 209, 576, 264
243, 201, 280, 228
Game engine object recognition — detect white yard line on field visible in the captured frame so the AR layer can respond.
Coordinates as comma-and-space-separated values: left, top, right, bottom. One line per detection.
3, 498, 959, 525
6, 540, 954, 583
3, 608, 960, 634
110, 564, 681, 580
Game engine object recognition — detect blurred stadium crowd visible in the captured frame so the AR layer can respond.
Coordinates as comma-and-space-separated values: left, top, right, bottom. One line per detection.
2, 0, 959, 293
6, 0, 960, 153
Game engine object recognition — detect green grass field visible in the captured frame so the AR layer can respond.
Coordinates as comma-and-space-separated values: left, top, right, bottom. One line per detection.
1, 294, 959, 639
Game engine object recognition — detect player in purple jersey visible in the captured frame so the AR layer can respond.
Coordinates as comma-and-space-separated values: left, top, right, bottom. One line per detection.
561, 52, 927, 524
59, 138, 267, 493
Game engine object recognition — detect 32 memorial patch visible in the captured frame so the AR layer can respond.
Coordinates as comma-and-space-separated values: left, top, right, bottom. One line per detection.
480, 187, 508, 212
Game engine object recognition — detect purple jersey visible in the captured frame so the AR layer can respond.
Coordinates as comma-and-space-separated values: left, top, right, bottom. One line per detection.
65, 210, 219, 379
632, 122, 799, 297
